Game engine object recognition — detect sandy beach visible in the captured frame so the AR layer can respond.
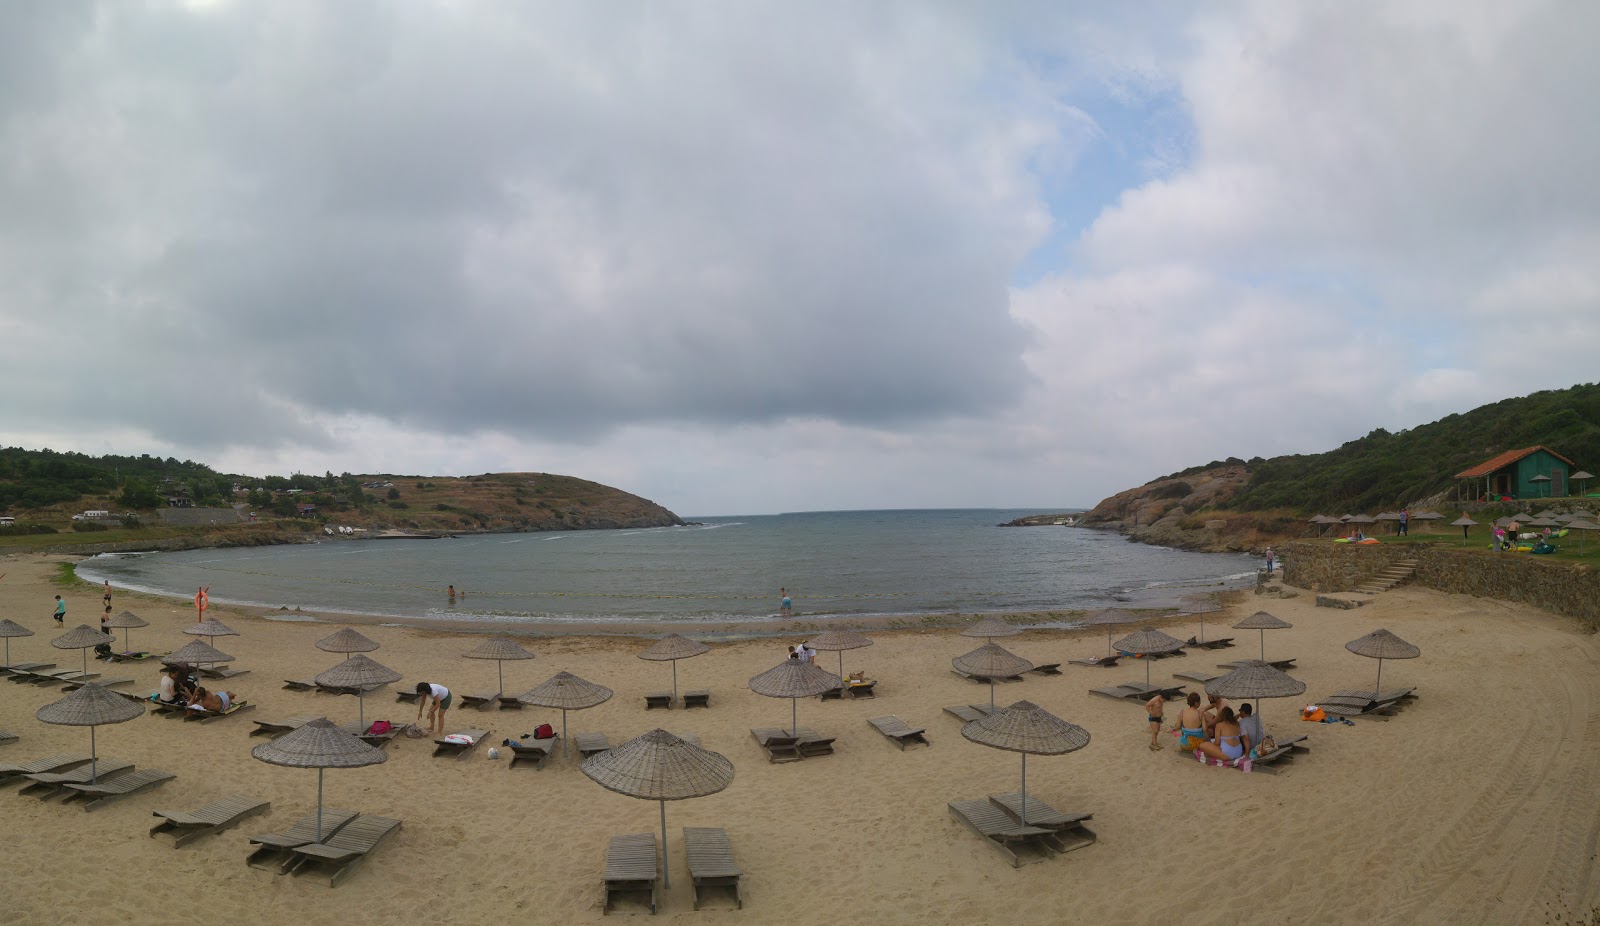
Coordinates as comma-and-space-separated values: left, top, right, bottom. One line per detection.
2, 552, 1598, 926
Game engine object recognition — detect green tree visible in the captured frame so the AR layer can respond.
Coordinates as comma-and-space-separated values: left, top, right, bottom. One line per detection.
118, 479, 161, 509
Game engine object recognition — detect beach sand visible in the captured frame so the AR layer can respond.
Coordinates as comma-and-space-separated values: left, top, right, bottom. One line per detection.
2, 552, 1598, 925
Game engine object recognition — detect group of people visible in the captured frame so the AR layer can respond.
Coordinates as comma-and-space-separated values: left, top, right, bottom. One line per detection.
787, 641, 815, 664
155, 664, 238, 714
1145, 691, 1267, 762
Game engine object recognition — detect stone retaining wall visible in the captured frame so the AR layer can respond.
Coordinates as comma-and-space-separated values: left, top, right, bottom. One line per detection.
1283, 541, 1599, 630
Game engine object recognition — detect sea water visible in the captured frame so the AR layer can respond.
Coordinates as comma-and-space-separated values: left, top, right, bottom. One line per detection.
77, 509, 1254, 627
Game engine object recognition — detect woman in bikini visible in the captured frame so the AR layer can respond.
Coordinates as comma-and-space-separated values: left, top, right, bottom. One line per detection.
1194, 706, 1249, 764
1176, 692, 1207, 751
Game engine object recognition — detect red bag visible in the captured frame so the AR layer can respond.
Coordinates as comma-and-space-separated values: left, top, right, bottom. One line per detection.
534, 723, 555, 739
369, 720, 393, 735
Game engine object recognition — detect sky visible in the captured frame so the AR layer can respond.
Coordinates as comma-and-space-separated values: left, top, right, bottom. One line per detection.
2, 1, 1597, 516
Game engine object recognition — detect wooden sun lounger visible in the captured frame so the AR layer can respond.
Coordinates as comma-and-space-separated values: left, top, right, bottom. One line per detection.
793, 728, 836, 758
844, 680, 877, 699
948, 799, 1070, 868
1172, 670, 1221, 684
282, 679, 317, 692
18, 759, 134, 799
603, 833, 660, 915
683, 689, 710, 709
148, 699, 191, 718
1219, 658, 1297, 671
151, 795, 272, 848
645, 691, 674, 710
16, 669, 100, 685
683, 827, 743, 910
750, 728, 802, 763
575, 732, 611, 758
1316, 695, 1399, 720
868, 715, 930, 749
394, 684, 424, 704
198, 665, 249, 680
1028, 664, 1063, 676
284, 814, 402, 887
1334, 687, 1416, 703
61, 676, 133, 691
497, 694, 525, 710
183, 700, 256, 723
0, 753, 91, 782
246, 808, 360, 871
60, 768, 175, 811
1089, 682, 1185, 703
1138, 648, 1187, 660
507, 738, 559, 769
819, 685, 845, 701
1249, 734, 1311, 774
942, 704, 992, 723
432, 728, 490, 759
0, 662, 55, 676
1186, 636, 1236, 650
460, 690, 500, 711
250, 716, 321, 738
1067, 655, 1120, 669
0, 731, 17, 747
106, 651, 156, 663
952, 668, 1023, 683
317, 680, 383, 696
337, 721, 399, 749
988, 793, 1096, 851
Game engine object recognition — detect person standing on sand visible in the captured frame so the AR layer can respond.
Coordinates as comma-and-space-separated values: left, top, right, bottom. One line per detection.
415, 681, 452, 735
1145, 692, 1166, 751
780, 587, 792, 618
53, 595, 66, 625
103, 580, 112, 607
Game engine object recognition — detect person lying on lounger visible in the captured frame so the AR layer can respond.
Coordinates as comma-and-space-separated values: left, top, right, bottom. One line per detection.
189, 686, 239, 712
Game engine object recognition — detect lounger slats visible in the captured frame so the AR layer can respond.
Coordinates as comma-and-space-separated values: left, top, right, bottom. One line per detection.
432, 729, 489, 758
0, 753, 91, 782
1068, 656, 1120, 668
683, 690, 710, 709
941, 704, 991, 723
151, 795, 271, 848
251, 716, 321, 738
575, 732, 611, 758
0, 731, 17, 746
246, 808, 359, 870
750, 728, 802, 763
645, 691, 674, 710
286, 815, 402, 887
282, 679, 317, 691
19, 760, 134, 798
1027, 664, 1062, 676
61, 677, 133, 691
868, 715, 930, 749
947, 799, 1066, 868
1172, 670, 1221, 684
604, 833, 659, 915
1089, 682, 1185, 703
60, 768, 175, 811
460, 690, 500, 711
507, 739, 559, 769
988, 792, 1096, 844
197, 665, 249, 680
683, 827, 742, 910
0, 662, 55, 676
183, 701, 256, 723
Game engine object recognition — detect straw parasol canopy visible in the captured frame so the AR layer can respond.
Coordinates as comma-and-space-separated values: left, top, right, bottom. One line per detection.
806, 629, 874, 682
1562, 518, 1598, 556
1204, 662, 1306, 723
1535, 509, 1561, 519
1085, 608, 1145, 657
961, 700, 1089, 827
1450, 515, 1478, 545
161, 639, 234, 673
104, 610, 149, 656
316, 627, 379, 658
1345, 628, 1420, 698
1525, 516, 1560, 529
1348, 513, 1376, 524
1232, 611, 1293, 661
635, 634, 708, 704
960, 617, 1021, 641
251, 718, 387, 840
517, 672, 615, 758
1180, 598, 1224, 644
38, 681, 145, 783
1530, 474, 1551, 496
52, 623, 115, 676
1113, 627, 1186, 687
581, 729, 733, 890
183, 617, 238, 638
0, 618, 35, 667
1571, 472, 1595, 495
953, 643, 1035, 711
314, 654, 402, 728
463, 636, 537, 696
747, 659, 842, 734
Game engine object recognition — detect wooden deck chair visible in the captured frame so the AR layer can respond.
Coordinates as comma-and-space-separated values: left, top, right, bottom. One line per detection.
947, 799, 1067, 868
460, 690, 500, 712
394, 684, 424, 704
683, 827, 742, 910
250, 716, 320, 738
183, 700, 256, 723
0, 731, 17, 746
1141, 647, 1188, 660
1315, 695, 1399, 720
1334, 687, 1416, 704
246, 808, 359, 871
60, 768, 175, 811
1186, 636, 1236, 650
1067, 655, 1120, 669
0, 662, 55, 676
0, 753, 90, 782
818, 685, 845, 701
432, 728, 489, 759
17, 669, 99, 685
1219, 657, 1296, 671
952, 668, 1023, 683
644, 691, 674, 710
1027, 664, 1063, 676
507, 738, 558, 769
1247, 734, 1311, 775
682, 690, 710, 709
148, 699, 191, 719
603, 832, 660, 915
941, 704, 991, 723
18, 759, 134, 799
281, 679, 317, 692
284, 814, 402, 888
337, 721, 399, 749
794, 728, 836, 758
151, 795, 271, 848
844, 680, 877, 699
749, 728, 802, 763
1089, 681, 1185, 703
61, 676, 133, 691
575, 732, 611, 758
987, 793, 1095, 850
107, 651, 155, 664
198, 665, 249, 680
867, 715, 930, 749
1172, 670, 1221, 684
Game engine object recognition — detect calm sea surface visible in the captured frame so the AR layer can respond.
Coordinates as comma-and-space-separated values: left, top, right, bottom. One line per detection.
76, 509, 1254, 627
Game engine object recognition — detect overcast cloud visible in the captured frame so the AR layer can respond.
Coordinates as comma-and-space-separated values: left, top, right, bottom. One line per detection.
1, 1, 1596, 514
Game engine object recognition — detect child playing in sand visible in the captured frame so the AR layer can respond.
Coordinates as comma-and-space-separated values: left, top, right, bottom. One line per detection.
1146, 692, 1166, 750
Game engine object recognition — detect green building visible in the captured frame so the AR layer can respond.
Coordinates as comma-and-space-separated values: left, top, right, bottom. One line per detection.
1454, 445, 1575, 500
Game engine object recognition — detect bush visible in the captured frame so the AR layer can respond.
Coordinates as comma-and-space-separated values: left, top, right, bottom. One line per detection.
1152, 481, 1192, 500
0, 523, 56, 535
387, 501, 409, 509
387, 487, 401, 500
71, 520, 112, 532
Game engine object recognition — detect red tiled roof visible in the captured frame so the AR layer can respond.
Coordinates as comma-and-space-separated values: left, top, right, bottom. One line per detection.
1454, 445, 1575, 479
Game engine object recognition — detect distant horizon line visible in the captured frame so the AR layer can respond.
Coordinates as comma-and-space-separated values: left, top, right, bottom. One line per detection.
682, 505, 1089, 519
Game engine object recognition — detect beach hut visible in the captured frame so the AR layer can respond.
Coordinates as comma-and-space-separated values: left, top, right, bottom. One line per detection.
37, 682, 144, 784
635, 634, 707, 704
0, 619, 35, 668
952, 643, 1034, 710
314, 654, 401, 728
1454, 446, 1575, 501
517, 672, 615, 759
1113, 628, 1185, 687
960, 701, 1089, 827
581, 730, 733, 890
250, 718, 387, 841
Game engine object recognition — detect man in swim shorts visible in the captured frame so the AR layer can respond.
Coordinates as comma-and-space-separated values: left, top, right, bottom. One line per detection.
1145, 692, 1166, 751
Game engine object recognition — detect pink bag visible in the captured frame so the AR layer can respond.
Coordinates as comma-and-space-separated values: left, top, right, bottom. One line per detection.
369, 720, 393, 735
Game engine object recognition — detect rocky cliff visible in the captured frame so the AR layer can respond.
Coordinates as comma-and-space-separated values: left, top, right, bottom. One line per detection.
1004, 464, 1268, 553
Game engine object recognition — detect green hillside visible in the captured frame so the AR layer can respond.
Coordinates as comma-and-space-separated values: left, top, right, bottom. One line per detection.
1220, 383, 1600, 512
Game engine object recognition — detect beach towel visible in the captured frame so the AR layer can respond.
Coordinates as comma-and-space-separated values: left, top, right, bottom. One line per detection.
443, 733, 475, 746
1194, 750, 1251, 773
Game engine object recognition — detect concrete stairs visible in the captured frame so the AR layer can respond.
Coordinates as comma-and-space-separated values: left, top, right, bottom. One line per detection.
1354, 559, 1419, 595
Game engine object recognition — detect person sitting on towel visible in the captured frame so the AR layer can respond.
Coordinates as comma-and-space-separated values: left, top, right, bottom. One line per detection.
1193, 707, 1249, 763
1238, 702, 1266, 756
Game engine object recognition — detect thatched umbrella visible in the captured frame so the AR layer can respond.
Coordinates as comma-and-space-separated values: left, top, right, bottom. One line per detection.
1375, 512, 1401, 534
1084, 608, 1144, 657
517, 672, 615, 758
952, 643, 1034, 711
961, 700, 1089, 827
183, 618, 238, 638
161, 639, 235, 676
807, 629, 873, 683
1232, 611, 1293, 661
960, 617, 1021, 642
1571, 472, 1594, 497
1180, 599, 1223, 644
1535, 509, 1561, 520
37, 682, 144, 783
0, 618, 35, 668
1450, 515, 1477, 546
1563, 518, 1598, 556
635, 634, 707, 703
1113, 628, 1185, 687
747, 659, 841, 735
463, 636, 536, 697
581, 729, 733, 889
314, 654, 402, 728
316, 627, 379, 660
1345, 629, 1419, 698
1526, 516, 1561, 530
104, 611, 149, 656
250, 718, 386, 840
1204, 661, 1306, 724
52, 624, 114, 676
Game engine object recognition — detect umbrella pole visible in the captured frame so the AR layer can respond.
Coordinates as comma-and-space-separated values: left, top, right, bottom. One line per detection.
791, 697, 798, 735
1260, 630, 1266, 661
660, 800, 671, 889
1020, 753, 1028, 826
1375, 658, 1383, 699
89, 725, 97, 784
498, 660, 505, 695
316, 768, 324, 841
3, 637, 8, 667
838, 651, 845, 684
672, 660, 679, 703
82, 648, 88, 676
1199, 615, 1206, 645
358, 690, 365, 729
989, 678, 996, 711
562, 710, 569, 759
1145, 658, 1152, 688
1106, 628, 1113, 658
